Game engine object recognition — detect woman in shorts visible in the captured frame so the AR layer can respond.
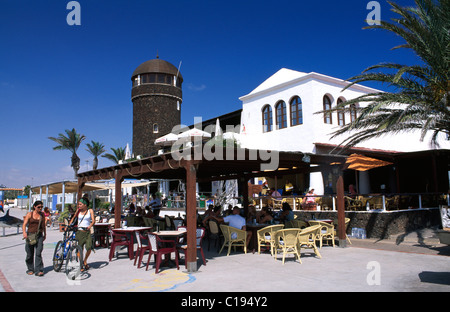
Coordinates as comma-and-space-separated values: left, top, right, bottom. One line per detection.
69, 196, 95, 271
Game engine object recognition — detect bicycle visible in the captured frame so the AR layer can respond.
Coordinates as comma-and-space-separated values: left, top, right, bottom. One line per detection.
52, 222, 84, 280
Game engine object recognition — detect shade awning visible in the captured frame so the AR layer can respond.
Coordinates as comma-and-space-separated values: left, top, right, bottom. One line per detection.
345, 153, 393, 171
31, 181, 105, 194
31, 180, 153, 194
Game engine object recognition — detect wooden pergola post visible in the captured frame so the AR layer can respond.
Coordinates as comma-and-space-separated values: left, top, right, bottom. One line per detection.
336, 166, 347, 248
184, 161, 198, 272
114, 170, 124, 229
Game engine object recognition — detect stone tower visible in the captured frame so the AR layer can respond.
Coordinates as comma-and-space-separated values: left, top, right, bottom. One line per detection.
131, 57, 183, 157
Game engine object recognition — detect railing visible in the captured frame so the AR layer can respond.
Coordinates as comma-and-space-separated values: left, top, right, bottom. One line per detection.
252, 192, 449, 212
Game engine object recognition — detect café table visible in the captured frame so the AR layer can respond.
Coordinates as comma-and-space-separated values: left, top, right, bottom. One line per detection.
246, 223, 267, 252
112, 226, 152, 260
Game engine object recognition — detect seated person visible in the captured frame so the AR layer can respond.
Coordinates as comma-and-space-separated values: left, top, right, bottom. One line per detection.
303, 189, 316, 206
280, 202, 294, 223
246, 205, 257, 222
202, 205, 221, 226
202, 205, 215, 220
256, 206, 274, 224
211, 206, 252, 247
284, 180, 294, 196
135, 206, 144, 216
223, 204, 233, 216
143, 205, 155, 218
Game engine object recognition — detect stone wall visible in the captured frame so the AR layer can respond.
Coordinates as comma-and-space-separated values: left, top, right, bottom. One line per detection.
293, 208, 441, 239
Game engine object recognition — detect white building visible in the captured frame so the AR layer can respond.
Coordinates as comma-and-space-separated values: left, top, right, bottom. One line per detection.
237, 68, 450, 195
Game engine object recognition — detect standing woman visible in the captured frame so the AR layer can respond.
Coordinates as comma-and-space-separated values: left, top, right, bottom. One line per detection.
23, 200, 46, 276
69, 196, 95, 271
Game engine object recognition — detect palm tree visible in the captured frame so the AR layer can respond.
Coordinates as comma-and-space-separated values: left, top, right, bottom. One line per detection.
327, 0, 449, 148
85, 141, 106, 170
102, 147, 126, 164
48, 128, 86, 178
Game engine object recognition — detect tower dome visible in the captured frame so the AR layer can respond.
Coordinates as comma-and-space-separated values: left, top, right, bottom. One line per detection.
131, 58, 183, 82
131, 57, 183, 157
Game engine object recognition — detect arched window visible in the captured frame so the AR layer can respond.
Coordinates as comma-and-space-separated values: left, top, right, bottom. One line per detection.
290, 96, 303, 126
153, 123, 159, 133
323, 95, 332, 124
262, 105, 273, 133
275, 101, 287, 129
337, 98, 345, 126
350, 103, 357, 122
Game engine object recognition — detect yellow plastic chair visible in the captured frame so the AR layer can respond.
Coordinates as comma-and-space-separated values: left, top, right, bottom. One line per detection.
308, 221, 335, 247
219, 224, 247, 256
256, 224, 284, 255
297, 225, 322, 259
271, 198, 283, 209
273, 229, 302, 264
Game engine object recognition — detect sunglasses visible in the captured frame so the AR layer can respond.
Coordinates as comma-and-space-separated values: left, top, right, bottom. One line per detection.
35, 206, 43, 209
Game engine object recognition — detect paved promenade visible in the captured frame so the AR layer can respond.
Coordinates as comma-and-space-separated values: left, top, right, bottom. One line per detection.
1, 208, 449, 296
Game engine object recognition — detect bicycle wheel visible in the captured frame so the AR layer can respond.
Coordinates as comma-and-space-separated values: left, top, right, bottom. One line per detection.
65, 245, 83, 280
53, 241, 65, 272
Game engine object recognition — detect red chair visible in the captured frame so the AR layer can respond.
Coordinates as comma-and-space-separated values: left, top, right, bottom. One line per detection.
145, 233, 179, 274
134, 231, 151, 268
109, 230, 133, 261
177, 227, 206, 268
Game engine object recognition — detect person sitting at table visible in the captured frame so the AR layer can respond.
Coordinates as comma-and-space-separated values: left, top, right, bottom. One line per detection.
202, 205, 214, 219
280, 202, 294, 223
223, 204, 233, 217
256, 206, 274, 224
302, 189, 316, 206
211, 206, 252, 248
284, 180, 294, 196
144, 205, 155, 218
129, 203, 135, 214
246, 205, 257, 222
202, 205, 221, 226
136, 206, 144, 216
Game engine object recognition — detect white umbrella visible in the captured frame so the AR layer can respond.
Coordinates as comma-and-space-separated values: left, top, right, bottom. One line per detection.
125, 143, 131, 160
155, 133, 178, 145
177, 128, 212, 139
223, 131, 240, 141
214, 118, 223, 137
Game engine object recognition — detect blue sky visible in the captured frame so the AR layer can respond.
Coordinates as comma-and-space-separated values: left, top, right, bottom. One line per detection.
0, 0, 418, 188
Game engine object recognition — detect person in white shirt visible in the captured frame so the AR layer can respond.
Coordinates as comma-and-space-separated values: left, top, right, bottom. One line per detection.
69, 196, 95, 271
212, 207, 252, 247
